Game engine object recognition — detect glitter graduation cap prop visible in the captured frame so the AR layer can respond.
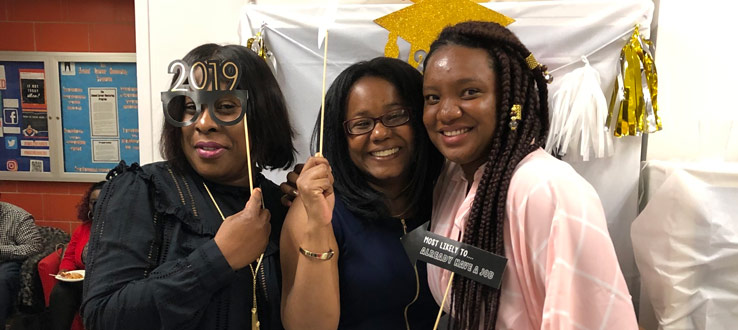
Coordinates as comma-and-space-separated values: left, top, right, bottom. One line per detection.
374, 0, 515, 68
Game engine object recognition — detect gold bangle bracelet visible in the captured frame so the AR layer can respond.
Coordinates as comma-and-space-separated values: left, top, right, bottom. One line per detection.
299, 246, 334, 260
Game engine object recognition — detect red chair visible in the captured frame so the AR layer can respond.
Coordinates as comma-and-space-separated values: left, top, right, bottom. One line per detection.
38, 248, 84, 330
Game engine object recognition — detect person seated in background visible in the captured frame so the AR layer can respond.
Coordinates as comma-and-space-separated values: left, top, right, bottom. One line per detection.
1, 198, 42, 327
47, 181, 105, 330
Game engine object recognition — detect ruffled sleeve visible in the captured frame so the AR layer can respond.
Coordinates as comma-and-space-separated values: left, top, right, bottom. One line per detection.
81, 162, 236, 330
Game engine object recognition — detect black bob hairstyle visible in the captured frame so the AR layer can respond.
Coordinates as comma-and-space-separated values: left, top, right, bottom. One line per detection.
312, 57, 443, 220
160, 43, 295, 172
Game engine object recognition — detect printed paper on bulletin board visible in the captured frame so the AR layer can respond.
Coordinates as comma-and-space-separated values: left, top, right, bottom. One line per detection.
60, 62, 139, 173
0, 61, 51, 173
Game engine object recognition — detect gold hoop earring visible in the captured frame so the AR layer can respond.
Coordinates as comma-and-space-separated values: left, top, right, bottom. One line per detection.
509, 104, 522, 130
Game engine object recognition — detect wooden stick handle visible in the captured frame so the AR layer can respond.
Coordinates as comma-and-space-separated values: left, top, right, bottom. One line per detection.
318, 30, 329, 155
433, 272, 454, 330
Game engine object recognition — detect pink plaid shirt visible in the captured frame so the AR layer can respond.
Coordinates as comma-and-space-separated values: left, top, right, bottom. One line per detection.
428, 149, 638, 329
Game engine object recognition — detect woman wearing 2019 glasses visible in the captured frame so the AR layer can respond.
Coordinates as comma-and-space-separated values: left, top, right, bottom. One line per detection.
81, 44, 295, 330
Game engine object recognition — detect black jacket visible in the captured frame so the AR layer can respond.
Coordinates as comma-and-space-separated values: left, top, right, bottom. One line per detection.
82, 161, 285, 330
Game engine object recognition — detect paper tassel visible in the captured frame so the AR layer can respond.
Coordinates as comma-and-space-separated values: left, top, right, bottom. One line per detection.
246, 23, 268, 60
546, 56, 613, 161
246, 23, 277, 73
607, 25, 662, 137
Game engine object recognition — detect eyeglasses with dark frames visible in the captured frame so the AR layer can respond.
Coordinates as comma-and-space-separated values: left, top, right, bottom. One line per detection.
343, 109, 411, 135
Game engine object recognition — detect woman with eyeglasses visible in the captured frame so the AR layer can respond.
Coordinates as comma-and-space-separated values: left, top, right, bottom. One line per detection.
280, 57, 443, 329
46, 180, 105, 330
81, 44, 295, 330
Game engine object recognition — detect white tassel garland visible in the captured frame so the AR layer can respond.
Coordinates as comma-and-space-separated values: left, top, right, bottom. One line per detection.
546, 57, 613, 161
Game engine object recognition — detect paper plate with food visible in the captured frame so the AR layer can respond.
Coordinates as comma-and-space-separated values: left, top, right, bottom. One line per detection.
54, 270, 85, 282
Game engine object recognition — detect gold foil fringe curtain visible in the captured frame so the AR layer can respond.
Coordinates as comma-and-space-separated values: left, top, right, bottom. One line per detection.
607, 25, 662, 137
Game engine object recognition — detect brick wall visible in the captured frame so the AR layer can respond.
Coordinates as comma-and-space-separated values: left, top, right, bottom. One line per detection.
0, 0, 135, 52
0, 180, 94, 232
0, 0, 135, 234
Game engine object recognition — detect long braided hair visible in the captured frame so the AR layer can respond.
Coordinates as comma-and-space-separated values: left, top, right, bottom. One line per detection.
423, 21, 550, 329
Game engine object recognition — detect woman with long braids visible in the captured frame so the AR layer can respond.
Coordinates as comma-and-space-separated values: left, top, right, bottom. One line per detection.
422, 21, 638, 329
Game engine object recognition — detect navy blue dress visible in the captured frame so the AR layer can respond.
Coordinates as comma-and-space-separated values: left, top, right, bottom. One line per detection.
332, 196, 439, 330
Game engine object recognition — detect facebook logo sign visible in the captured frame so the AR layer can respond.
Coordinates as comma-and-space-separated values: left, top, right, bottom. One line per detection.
3, 108, 18, 125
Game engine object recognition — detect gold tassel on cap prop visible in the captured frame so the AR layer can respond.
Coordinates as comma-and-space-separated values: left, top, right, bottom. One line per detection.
546, 56, 613, 161
607, 25, 662, 137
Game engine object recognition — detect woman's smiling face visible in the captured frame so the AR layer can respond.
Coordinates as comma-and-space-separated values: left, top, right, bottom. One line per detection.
345, 76, 415, 189
423, 45, 498, 176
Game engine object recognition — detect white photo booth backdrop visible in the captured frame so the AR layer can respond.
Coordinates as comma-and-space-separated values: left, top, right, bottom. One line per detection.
240, 0, 653, 313
134, 0, 654, 323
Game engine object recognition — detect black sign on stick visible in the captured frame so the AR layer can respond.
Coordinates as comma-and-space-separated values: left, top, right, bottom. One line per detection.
401, 222, 507, 289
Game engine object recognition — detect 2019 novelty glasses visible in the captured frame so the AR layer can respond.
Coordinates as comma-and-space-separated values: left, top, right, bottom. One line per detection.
161, 59, 249, 127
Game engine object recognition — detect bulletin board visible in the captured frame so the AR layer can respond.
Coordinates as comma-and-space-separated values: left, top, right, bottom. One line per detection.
59, 61, 139, 173
0, 60, 50, 173
0, 52, 137, 182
